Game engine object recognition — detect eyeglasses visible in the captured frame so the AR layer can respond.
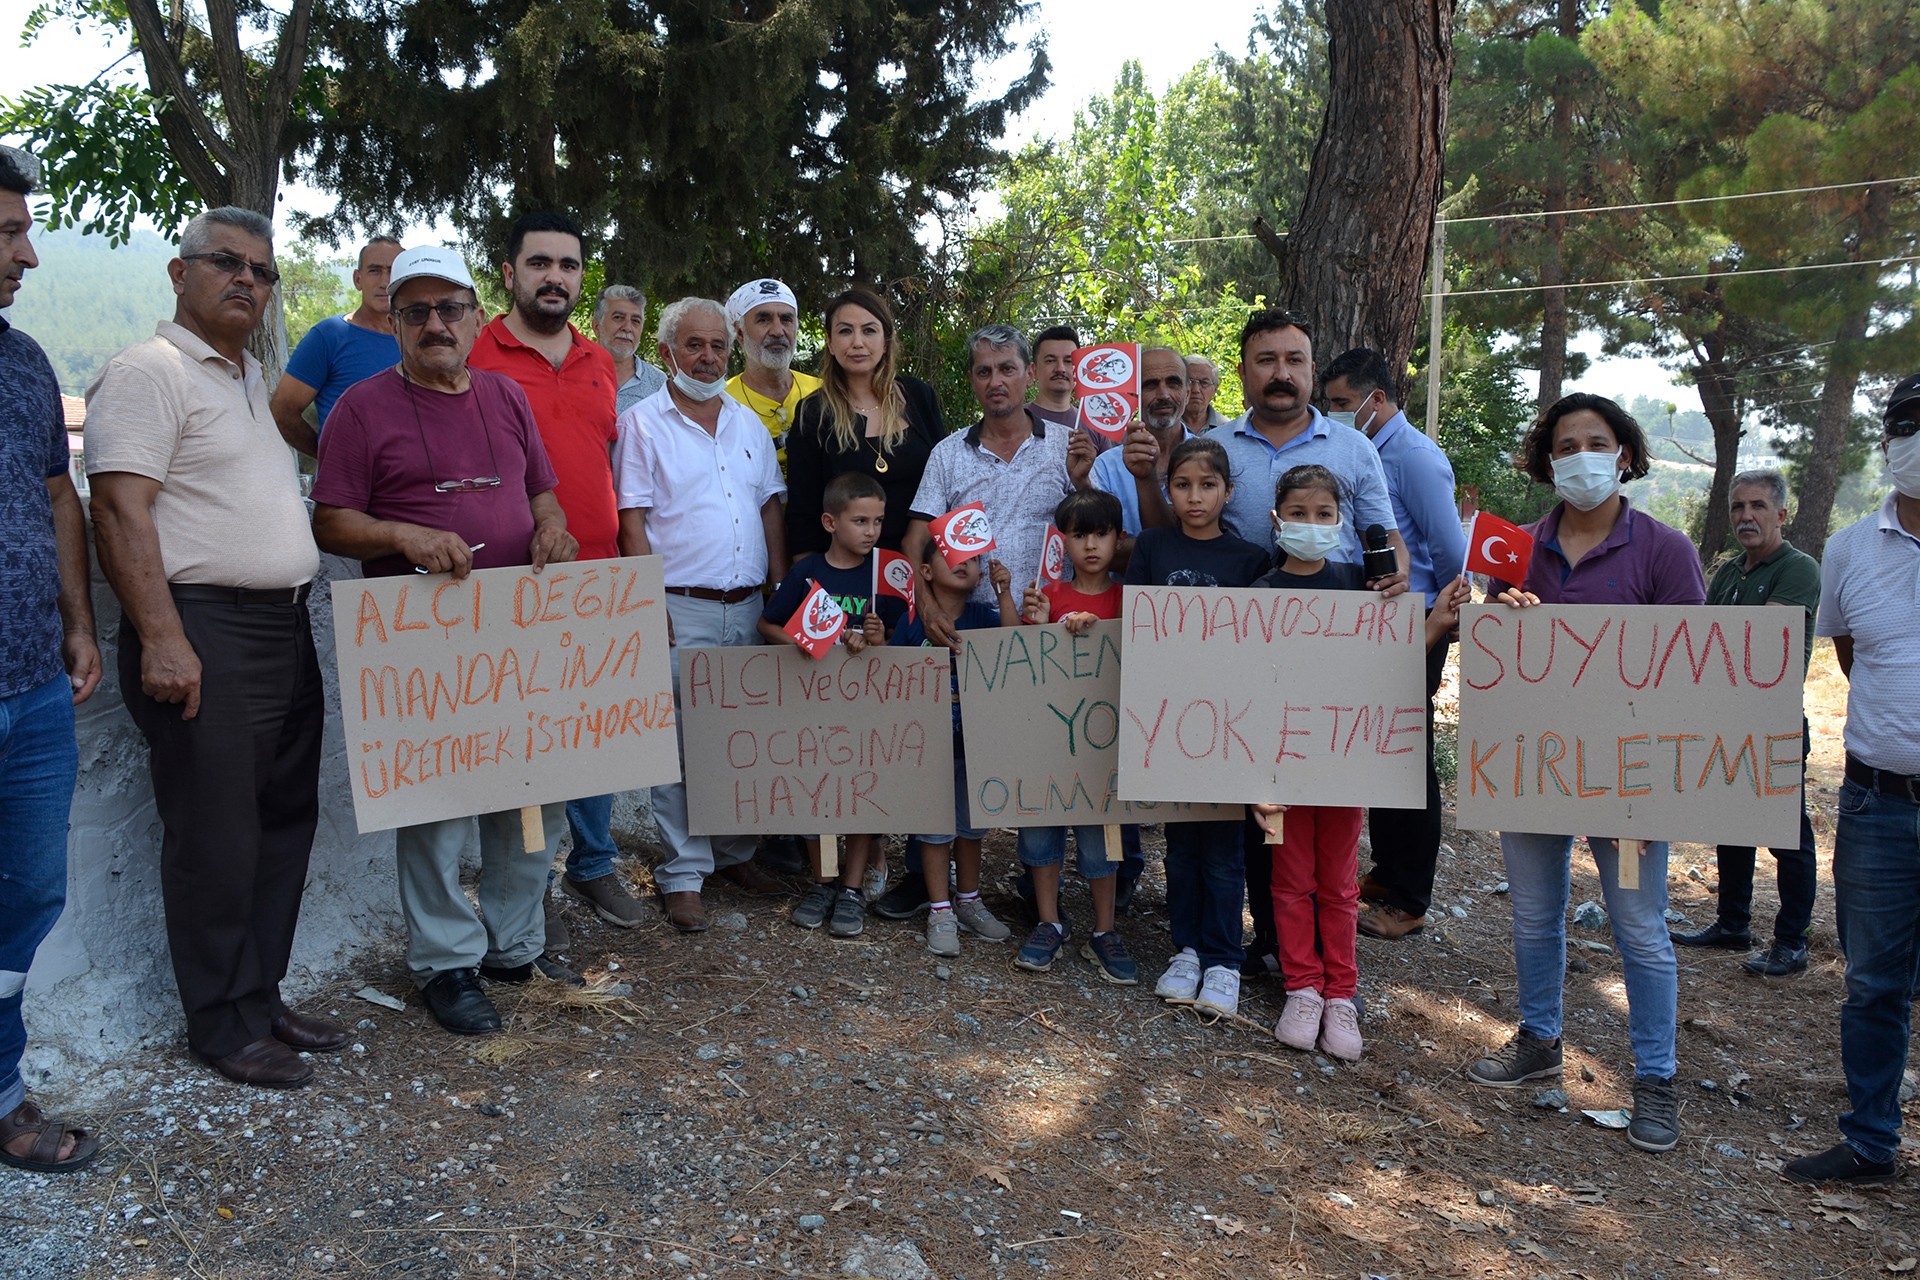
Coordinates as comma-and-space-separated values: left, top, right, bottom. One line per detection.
400, 370, 505, 494
396, 301, 479, 327
434, 475, 503, 493
1887, 416, 1920, 439
182, 251, 280, 287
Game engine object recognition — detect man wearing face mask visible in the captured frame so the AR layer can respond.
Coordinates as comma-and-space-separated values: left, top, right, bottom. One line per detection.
615, 298, 788, 931
1321, 348, 1465, 941
1784, 375, 1920, 1186
725, 278, 819, 470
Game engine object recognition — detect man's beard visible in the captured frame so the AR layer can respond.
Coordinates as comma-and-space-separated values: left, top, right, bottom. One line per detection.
750, 339, 794, 372
516, 286, 573, 335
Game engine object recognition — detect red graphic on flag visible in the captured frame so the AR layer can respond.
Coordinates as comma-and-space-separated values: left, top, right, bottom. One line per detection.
929, 501, 997, 568
874, 548, 916, 623
1038, 524, 1068, 585
1463, 511, 1535, 586
1073, 343, 1140, 442
783, 580, 846, 658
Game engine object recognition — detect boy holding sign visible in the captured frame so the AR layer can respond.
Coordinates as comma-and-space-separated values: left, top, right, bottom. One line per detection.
1010, 490, 1137, 982
759, 473, 908, 936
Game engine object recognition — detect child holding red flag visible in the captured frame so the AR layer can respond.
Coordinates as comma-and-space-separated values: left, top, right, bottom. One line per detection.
759, 473, 908, 936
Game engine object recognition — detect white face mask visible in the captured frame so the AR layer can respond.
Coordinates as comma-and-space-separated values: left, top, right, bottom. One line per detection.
1325, 402, 1377, 435
1886, 433, 1920, 499
1551, 448, 1622, 511
669, 356, 728, 402
1275, 519, 1344, 562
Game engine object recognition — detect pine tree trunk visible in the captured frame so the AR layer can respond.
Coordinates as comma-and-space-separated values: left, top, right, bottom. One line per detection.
1690, 329, 1743, 563
1274, 0, 1455, 375
1784, 303, 1870, 561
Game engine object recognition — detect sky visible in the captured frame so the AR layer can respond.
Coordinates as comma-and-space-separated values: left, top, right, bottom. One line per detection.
0, 0, 1691, 410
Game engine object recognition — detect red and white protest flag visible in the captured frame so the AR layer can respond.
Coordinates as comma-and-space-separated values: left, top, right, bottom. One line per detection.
1072, 342, 1140, 442
1037, 523, 1068, 586
1463, 510, 1536, 587
783, 580, 847, 659
929, 501, 997, 568
873, 548, 916, 624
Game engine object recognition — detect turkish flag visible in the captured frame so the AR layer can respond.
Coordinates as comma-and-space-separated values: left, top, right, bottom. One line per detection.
1464, 511, 1535, 587
783, 580, 847, 659
873, 548, 916, 623
1072, 342, 1140, 442
929, 501, 997, 568
1037, 524, 1068, 585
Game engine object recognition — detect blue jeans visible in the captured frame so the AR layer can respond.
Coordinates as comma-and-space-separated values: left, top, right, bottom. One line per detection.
651, 595, 759, 894
1164, 819, 1245, 973
1501, 831, 1678, 1079
1017, 824, 1125, 880
564, 794, 618, 883
0, 675, 78, 1116
1832, 777, 1920, 1164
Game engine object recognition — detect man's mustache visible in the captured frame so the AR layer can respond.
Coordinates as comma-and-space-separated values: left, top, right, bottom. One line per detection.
1263, 378, 1298, 398
418, 334, 458, 348
536, 285, 571, 300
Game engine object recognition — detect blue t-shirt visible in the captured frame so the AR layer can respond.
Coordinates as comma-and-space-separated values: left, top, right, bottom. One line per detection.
285, 315, 400, 427
893, 600, 1000, 734
1124, 526, 1271, 589
0, 319, 69, 698
764, 551, 909, 635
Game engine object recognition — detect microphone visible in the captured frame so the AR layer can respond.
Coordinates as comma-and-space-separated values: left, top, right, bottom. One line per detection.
1362, 524, 1397, 581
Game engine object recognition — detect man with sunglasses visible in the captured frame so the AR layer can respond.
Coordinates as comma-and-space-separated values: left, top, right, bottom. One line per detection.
310, 245, 582, 1036
89, 206, 344, 1088
1785, 374, 1920, 1187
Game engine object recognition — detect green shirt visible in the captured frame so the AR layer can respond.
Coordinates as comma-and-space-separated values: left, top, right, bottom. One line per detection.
1706, 539, 1820, 671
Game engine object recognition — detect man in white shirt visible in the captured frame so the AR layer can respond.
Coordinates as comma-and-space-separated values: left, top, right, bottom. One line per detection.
615, 298, 788, 932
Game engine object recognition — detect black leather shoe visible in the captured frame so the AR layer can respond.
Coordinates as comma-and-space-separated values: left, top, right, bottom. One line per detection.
481, 956, 587, 987
207, 1036, 314, 1088
1671, 921, 1751, 950
1743, 942, 1809, 977
1781, 1141, 1900, 1186
478, 960, 534, 983
271, 1008, 350, 1052
423, 969, 501, 1035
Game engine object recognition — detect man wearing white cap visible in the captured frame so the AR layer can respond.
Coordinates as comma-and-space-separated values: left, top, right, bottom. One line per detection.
311, 245, 582, 1037
724, 277, 819, 469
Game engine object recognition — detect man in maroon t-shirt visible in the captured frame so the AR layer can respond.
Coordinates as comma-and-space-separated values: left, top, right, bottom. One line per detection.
312, 245, 581, 1039
468, 211, 647, 942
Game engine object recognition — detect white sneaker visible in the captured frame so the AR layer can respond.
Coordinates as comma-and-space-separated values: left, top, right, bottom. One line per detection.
925, 910, 960, 957
1318, 996, 1363, 1062
1153, 948, 1202, 1001
1192, 966, 1241, 1019
1274, 987, 1324, 1051
863, 862, 889, 900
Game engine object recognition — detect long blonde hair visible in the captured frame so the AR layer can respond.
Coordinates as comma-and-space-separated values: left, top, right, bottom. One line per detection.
818, 287, 908, 456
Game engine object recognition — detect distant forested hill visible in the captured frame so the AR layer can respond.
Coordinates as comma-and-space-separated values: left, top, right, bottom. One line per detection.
7, 228, 178, 395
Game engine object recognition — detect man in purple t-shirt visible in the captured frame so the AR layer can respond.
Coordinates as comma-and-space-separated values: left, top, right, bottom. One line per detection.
312, 246, 580, 1038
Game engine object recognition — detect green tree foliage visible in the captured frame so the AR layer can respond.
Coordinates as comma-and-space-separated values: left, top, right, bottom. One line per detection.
6, 226, 177, 394
278, 242, 354, 347
1407, 315, 1548, 524
295, 0, 1047, 304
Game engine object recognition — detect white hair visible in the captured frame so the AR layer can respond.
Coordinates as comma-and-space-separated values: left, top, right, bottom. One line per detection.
655, 297, 731, 351
594, 284, 647, 329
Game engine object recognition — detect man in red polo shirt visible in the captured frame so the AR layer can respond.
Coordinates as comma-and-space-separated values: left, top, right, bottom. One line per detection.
470, 210, 648, 941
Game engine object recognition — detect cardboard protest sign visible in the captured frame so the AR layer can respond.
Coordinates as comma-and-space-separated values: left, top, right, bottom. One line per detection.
783, 581, 847, 658
678, 646, 955, 835
1117, 586, 1427, 807
929, 501, 996, 567
330, 556, 679, 833
1073, 343, 1140, 441
1453, 603, 1805, 848
960, 621, 1241, 827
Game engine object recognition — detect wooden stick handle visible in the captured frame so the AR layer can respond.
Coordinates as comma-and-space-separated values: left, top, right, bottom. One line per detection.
820, 834, 839, 879
1103, 824, 1124, 863
521, 805, 545, 854
1617, 838, 1641, 890
1264, 810, 1284, 845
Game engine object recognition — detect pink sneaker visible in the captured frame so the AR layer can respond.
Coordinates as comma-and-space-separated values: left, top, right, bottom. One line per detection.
1318, 996, 1363, 1062
1274, 987, 1323, 1051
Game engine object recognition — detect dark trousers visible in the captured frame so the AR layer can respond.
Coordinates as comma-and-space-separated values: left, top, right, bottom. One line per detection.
1366, 633, 1449, 916
1166, 819, 1246, 973
1713, 720, 1818, 944
119, 591, 324, 1059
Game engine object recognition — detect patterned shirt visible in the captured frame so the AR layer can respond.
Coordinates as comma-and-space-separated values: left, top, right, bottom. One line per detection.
0, 317, 68, 697
910, 407, 1074, 605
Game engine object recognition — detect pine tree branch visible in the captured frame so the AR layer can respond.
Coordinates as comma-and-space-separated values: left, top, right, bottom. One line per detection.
123, 0, 240, 197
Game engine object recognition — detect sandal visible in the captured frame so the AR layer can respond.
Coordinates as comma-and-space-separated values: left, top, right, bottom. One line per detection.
0, 1100, 101, 1174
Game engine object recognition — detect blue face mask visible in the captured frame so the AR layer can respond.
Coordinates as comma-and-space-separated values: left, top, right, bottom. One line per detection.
1275, 520, 1343, 561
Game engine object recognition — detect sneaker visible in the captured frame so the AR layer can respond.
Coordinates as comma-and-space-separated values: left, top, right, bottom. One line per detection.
1670, 920, 1751, 950
1114, 876, 1138, 916
563, 873, 649, 928
1466, 1030, 1564, 1088
1357, 904, 1426, 939
1192, 966, 1241, 1019
1742, 941, 1809, 977
828, 888, 867, 938
1318, 997, 1363, 1062
1081, 931, 1139, 985
790, 882, 836, 930
874, 876, 932, 921
925, 910, 960, 957
1274, 987, 1325, 1051
1781, 1141, 1901, 1186
1627, 1075, 1681, 1153
862, 861, 890, 901
544, 897, 571, 952
1015, 922, 1068, 973
954, 897, 1011, 942
1154, 949, 1203, 1001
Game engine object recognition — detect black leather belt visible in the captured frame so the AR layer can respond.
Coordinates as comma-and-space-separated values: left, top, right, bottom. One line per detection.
170, 582, 311, 607
666, 585, 759, 604
1845, 755, 1920, 804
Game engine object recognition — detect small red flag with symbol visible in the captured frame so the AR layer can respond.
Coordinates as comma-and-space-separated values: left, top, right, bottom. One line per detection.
929, 501, 997, 568
1072, 342, 1140, 442
783, 580, 846, 659
1464, 510, 1535, 586
873, 548, 916, 623
1037, 524, 1068, 585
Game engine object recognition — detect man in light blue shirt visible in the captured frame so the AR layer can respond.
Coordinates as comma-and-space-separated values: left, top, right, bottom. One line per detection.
1322, 346, 1464, 941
